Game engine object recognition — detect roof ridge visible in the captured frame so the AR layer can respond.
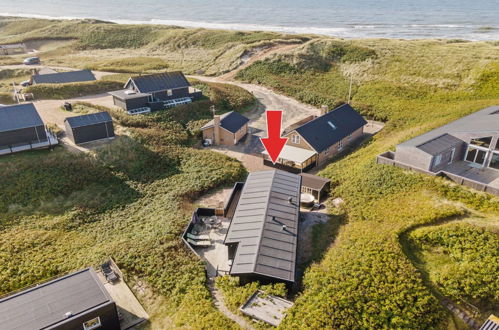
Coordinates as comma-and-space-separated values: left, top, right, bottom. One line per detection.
132, 71, 184, 79
251, 170, 277, 274
295, 103, 349, 131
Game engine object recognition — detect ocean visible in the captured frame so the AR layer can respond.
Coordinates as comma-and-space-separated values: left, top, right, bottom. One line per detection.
0, 0, 498, 40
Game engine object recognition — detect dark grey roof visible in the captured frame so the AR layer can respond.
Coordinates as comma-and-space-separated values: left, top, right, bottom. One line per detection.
0, 268, 112, 330
128, 72, 190, 93
294, 104, 367, 152
480, 316, 499, 330
417, 133, 465, 155
65, 112, 112, 128
399, 106, 499, 149
201, 111, 250, 133
0, 43, 25, 49
299, 173, 331, 191
109, 89, 150, 100
32, 70, 96, 84
0, 103, 44, 133
225, 170, 301, 282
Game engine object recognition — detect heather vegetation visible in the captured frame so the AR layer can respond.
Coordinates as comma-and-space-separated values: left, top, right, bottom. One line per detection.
24, 79, 123, 99
408, 223, 499, 308
0, 16, 498, 329
0, 81, 251, 328
236, 38, 499, 329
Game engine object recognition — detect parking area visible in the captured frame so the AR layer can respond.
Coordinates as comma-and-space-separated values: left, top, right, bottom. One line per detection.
33, 93, 115, 128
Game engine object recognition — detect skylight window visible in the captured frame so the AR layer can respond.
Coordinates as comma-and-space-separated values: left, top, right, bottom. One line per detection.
327, 121, 337, 130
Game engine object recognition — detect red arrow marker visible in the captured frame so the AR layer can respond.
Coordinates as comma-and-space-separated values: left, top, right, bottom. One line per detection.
261, 110, 287, 164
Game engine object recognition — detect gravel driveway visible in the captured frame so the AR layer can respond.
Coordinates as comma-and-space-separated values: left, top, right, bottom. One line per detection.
189, 75, 321, 138
34, 93, 115, 127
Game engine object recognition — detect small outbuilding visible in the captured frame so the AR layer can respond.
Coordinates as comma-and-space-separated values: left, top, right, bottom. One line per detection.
201, 111, 249, 146
0, 43, 27, 55
64, 112, 114, 145
0, 103, 58, 155
299, 173, 331, 202
0, 268, 121, 330
32, 69, 96, 85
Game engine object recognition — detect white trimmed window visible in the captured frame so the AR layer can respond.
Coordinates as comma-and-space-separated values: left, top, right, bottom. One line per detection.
434, 154, 442, 166
291, 134, 300, 144
449, 147, 456, 164
83, 317, 102, 330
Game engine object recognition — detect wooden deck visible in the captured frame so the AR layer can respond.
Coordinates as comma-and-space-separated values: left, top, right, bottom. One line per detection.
96, 270, 148, 330
443, 161, 499, 189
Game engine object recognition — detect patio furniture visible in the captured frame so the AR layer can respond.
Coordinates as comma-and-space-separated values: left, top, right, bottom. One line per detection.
212, 221, 223, 229
204, 216, 218, 225
101, 261, 119, 283
187, 233, 210, 240
310, 203, 324, 211
187, 238, 211, 247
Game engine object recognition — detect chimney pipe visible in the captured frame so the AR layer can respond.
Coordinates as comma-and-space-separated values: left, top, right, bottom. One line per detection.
321, 105, 329, 116
213, 115, 221, 145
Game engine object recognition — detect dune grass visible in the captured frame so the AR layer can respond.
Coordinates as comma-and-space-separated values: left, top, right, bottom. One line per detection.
0, 81, 253, 329
24, 80, 124, 99
0, 17, 308, 75
234, 37, 499, 329
0, 16, 498, 329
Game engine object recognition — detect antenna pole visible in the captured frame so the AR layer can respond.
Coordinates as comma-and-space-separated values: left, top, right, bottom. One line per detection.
348, 75, 353, 104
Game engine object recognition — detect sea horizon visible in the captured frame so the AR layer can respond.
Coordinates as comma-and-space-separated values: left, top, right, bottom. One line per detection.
0, 0, 498, 41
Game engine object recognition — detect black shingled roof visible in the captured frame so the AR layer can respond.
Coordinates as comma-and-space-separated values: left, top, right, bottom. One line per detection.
0, 268, 112, 330
201, 111, 250, 133
0, 103, 44, 133
65, 112, 112, 128
129, 72, 190, 93
294, 104, 367, 152
32, 70, 96, 84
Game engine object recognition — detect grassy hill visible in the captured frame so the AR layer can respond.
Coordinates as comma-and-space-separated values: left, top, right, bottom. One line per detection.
236, 38, 499, 328
0, 16, 498, 329
0, 79, 254, 328
0, 16, 308, 75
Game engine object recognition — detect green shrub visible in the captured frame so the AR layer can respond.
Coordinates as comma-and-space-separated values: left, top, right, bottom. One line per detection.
86, 57, 169, 73
216, 275, 287, 314
409, 223, 499, 306
0, 151, 136, 216
25, 80, 123, 99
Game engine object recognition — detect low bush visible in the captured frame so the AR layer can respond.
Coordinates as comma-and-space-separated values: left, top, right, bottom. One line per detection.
216, 275, 287, 315
86, 57, 169, 73
409, 223, 499, 306
0, 151, 135, 216
25, 80, 123, 99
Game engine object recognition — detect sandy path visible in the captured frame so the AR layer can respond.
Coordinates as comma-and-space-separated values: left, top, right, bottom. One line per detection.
220, 43, 301, 80
33, 93, 115, 127
189, 75, 321, 137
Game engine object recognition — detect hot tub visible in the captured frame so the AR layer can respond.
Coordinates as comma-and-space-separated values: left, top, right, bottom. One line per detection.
300, 193, 315, 207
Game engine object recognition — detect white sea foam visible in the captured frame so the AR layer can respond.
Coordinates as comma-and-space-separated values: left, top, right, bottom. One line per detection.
0, 11, 498, 41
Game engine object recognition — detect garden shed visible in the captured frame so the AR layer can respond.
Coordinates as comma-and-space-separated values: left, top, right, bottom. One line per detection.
299, 173, 331, 202
64, 112, 114, 145
0, 103, 48, 150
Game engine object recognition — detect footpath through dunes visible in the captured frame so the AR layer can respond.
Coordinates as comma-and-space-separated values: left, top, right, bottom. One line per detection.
219, 43, 302, 81
188, 74, 321, 136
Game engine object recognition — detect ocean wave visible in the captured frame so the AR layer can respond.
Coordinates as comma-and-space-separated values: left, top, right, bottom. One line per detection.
0, 12, 498, 41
